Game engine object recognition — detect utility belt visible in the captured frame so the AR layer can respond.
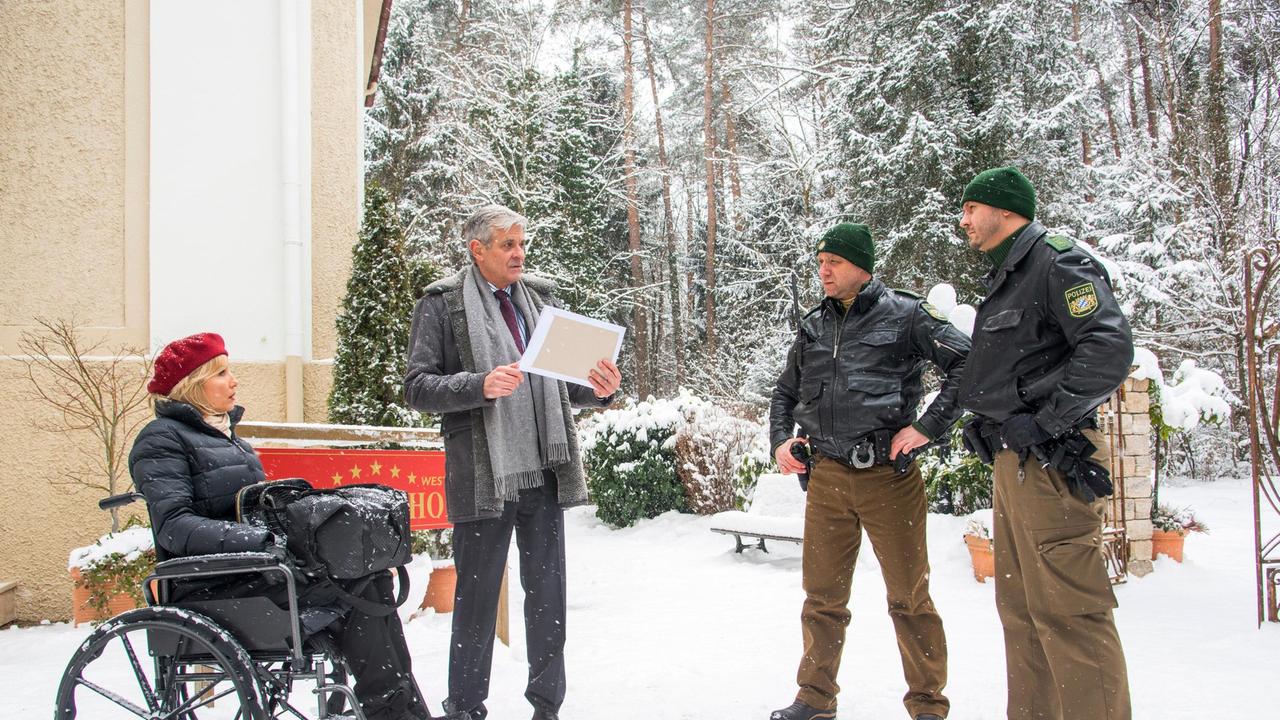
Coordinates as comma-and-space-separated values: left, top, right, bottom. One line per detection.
820, 429, 897, 470
962, 414, 1113, 502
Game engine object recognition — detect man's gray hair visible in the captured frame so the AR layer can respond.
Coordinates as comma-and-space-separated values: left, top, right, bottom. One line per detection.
462, 204, 527, 249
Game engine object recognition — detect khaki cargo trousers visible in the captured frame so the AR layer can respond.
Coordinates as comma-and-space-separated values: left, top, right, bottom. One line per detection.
992, 428, 1131, 720
795, 456, 949, 718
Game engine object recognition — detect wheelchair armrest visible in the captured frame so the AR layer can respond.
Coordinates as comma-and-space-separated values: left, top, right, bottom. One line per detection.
147, 552, 296, 611
152, 551, 284, 577
148, 551, 310, 663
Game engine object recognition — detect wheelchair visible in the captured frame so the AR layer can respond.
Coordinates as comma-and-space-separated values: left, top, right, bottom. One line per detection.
55, 492, 367, 720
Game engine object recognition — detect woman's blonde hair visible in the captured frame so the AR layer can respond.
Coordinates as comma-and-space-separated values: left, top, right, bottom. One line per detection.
155, 354, 229, 415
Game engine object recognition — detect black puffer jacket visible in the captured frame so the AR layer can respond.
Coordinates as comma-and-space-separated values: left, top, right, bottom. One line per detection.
128, 400, 270, 560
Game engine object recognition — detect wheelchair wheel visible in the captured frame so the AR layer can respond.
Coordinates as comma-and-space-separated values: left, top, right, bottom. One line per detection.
55, 605, 267, 720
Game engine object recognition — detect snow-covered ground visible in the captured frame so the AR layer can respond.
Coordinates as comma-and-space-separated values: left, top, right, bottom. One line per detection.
6, 476, 1275, 719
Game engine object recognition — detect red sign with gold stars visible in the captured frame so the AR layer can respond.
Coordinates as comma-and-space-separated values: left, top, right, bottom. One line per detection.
256, 448, 450, 530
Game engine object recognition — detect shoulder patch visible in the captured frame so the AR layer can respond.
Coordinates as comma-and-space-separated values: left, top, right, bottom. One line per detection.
921, 302, 948, 321
1064, 282, 1099, 318
1045, 235, 1075, 252
892, 288, 923, 299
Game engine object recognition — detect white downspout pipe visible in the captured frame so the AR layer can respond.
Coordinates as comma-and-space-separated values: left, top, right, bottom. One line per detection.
281, 0, 305, 422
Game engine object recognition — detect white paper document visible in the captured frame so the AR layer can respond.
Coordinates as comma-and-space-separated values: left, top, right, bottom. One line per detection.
518, 307, 626, 387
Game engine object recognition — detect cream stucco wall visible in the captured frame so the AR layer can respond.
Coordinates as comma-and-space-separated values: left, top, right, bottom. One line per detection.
0, 0, 365, 622
310, 0, 363, 363
0, 0, 148, 348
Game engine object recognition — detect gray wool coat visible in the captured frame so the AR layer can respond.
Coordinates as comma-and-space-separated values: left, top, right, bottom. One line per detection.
403, 269, 612, 524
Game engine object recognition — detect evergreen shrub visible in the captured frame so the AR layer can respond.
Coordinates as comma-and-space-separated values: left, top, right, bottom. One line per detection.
920, 423, 993, 515
329, 183, 439, 428
411, 528, 454, 560
580, 393, 771, 526
580, 398, 687, 528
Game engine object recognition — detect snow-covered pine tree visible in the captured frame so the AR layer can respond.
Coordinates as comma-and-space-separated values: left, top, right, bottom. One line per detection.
520, 56, 629, 321
329, 184, 439, 428
816, 0, 1093, 296
364, 0, 464, 277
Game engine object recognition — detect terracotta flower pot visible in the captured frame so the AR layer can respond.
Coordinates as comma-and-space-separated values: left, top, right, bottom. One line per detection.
422, 562, 457, 613
1151, 528, 1187, 563
964, 534, 995, 583
70, 567, 139, 626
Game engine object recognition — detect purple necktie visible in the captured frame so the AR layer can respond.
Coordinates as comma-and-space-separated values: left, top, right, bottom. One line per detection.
494, 289, 525, 353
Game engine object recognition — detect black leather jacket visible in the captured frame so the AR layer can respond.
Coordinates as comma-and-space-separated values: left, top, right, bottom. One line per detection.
769, 278, 971, 461
958, 221, 1134, 435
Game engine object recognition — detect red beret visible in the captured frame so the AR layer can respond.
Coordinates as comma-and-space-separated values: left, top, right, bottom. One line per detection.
148, 332, 228, 396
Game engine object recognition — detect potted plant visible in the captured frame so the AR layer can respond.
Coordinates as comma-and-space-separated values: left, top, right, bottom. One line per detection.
1150, 503, 1208, 563
67, 524, 155, 625
414, 529, 456, 613
963, 517, 995, 583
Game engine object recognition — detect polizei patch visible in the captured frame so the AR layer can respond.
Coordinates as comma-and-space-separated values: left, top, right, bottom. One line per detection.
1065, 282, 1099, 317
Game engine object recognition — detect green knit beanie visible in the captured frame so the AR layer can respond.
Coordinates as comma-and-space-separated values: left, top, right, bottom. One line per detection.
962, 166, 1037, 220
817, 223, 875, 274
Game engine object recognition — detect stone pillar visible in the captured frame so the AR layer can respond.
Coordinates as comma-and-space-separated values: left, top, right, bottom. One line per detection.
1099, 376, 1155, 577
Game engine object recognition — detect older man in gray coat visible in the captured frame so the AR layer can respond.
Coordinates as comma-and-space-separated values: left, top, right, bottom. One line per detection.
404, 205, 621, 720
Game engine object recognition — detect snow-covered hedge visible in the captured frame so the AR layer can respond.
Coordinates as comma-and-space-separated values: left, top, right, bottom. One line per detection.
579, 395, 690, 527
675, 405, 770, 515
579, 391, 770, 527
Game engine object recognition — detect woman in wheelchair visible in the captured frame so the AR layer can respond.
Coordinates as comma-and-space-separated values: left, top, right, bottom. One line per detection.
127, 332, 434, 720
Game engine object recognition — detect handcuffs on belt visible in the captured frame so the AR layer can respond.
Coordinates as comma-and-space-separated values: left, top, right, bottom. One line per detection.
847, 437, 877, 469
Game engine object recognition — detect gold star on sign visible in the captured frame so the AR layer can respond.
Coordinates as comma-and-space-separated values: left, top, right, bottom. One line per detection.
370, 461, 382, 475
408, 473, 417, 485
331, 473, 343, 485
349, 465, 362, 479
389, 466, 401, 479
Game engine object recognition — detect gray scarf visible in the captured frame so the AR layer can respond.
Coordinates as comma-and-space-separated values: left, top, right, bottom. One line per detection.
462, 264, 571, 502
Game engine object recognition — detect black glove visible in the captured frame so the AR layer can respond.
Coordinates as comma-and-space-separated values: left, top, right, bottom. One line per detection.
1073, 457, 1114, 501
1000, 413, 1051, 453
264, 534, 306, 586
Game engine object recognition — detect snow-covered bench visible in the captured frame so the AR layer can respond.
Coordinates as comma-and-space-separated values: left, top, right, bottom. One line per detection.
709, 473, 806, 552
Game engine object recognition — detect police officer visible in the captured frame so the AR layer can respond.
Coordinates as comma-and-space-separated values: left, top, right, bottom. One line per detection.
768, 223, 970, 720
956, 167, 1133, 720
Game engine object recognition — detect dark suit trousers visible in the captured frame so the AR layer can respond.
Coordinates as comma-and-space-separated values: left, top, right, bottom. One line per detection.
449, 472, 567, 715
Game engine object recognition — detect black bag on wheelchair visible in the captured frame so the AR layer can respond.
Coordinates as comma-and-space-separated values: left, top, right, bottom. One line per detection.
237, 479, 414, 617
284, 484, 413, 580
239, 478, 413, 580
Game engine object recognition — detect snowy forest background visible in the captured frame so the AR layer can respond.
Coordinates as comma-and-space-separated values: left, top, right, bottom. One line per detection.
342, 0, 1280, 481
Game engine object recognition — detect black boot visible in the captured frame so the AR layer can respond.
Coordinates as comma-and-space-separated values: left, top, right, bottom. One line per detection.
440, 699, 487, 720
769, 701, 836, 720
